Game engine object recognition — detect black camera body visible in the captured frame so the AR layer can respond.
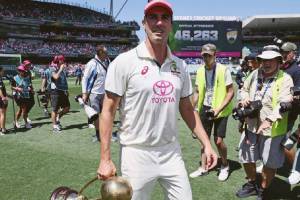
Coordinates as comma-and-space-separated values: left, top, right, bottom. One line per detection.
5, 74, 15, 84
279, 87, 300, 113
205, 110, 215, 121
232, 100, 262, 121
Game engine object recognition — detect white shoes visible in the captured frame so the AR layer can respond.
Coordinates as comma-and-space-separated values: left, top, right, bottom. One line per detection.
189, 167, 208, 178
26, 118, 32, 125
288, 170, 300, 185
256, 164, 263, 173
88, 123, 95, 129
53, 124, 62, 133
15, 121, 21, 128
25, 122, 32, 129
218, 165, 230, 181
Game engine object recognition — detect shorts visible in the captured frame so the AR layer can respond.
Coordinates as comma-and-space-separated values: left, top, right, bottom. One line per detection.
15, 97, 31, 108
89, 93, 104, 113
0, 99, 8, 109
120, 142, 192, 200
50, 90, 70, 112
200, 105, 228, 138
238, 130, 285, 169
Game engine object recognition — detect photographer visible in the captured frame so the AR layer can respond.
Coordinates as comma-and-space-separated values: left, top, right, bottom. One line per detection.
0, 67, 8, 135
280, 42, 300, 184
49, 55, 70, 133
81, 45, 117, 142
22, 60, 35, 123
12, 65, 34, 129
40, 65, 51, 117
236, 46, 293, 200
190, 43, 234, 181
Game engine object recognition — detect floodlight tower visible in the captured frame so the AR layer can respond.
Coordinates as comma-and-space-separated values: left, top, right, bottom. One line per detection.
110, 0, 113, 19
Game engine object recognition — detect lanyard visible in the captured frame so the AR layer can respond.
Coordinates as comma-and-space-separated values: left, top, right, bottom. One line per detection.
255, 78, 273, 101
205, 63, 216, 88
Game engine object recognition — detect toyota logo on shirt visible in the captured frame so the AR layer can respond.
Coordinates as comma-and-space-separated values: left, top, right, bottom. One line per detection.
153, 80, 174, 96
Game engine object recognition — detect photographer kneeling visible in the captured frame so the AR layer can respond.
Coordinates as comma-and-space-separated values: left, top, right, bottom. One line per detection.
236, 45, 294, 200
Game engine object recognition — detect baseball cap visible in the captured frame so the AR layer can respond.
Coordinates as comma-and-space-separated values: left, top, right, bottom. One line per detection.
23, 60, 31, 66
17, 65, 27, 72
257, 45, 282, 60
201, 43, 217, 56
244, 53, 258, 61
53, 55, 65, 64
144, 0, 173, 16
281, 42, 297, 52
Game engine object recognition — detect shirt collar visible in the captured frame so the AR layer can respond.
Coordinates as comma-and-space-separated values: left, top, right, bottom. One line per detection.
136, 41, 175, 63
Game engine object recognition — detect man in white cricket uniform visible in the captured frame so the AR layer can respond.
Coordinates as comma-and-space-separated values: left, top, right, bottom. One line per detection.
97, 1, 218, 199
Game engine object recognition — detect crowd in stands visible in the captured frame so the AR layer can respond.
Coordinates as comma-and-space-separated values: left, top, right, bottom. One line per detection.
0, 39, 131, 57
0, 0, 139, 29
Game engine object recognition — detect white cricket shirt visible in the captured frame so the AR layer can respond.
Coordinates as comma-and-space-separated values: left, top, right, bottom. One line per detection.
105, 42, 192, 147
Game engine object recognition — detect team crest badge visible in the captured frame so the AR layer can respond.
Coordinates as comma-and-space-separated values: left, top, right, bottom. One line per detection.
226, 29, 238, 44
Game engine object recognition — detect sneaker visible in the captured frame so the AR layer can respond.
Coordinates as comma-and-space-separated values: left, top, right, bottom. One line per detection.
92, 134, 100, 142
256, 188, 266, 200
88, 123, 95, 129
111, 131, 118, 142
189, 167, 208, 178
288, 170, 300, 185
25, 123, 32, 129
236, 181, 258, 198
0, 130, 4, 136
44, 109, 50, 117
56, 121, 62, 129
256, 164, 263, 174
15, 121, 21, 128
53, 125, 62, 133
218, 165, 230, 181
26, 118, 32, 125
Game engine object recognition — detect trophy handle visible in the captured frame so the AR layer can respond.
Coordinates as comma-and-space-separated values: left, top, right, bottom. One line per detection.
78, 176, 99, 196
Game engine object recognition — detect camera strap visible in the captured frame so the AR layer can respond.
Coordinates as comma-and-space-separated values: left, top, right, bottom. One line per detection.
255, 78, 274, 101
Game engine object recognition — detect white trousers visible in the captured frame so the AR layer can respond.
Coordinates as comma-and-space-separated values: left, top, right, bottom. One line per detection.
120, 141, 192, 200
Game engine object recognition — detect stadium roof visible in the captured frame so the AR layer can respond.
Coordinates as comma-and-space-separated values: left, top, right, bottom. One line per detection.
243, 14, 300, 30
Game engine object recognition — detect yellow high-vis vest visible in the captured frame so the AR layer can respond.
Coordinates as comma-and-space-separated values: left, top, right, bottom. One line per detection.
271, 70, 288, 137
196, 63, 233, 118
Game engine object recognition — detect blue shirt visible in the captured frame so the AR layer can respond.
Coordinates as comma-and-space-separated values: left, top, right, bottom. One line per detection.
14, 75, 31, 98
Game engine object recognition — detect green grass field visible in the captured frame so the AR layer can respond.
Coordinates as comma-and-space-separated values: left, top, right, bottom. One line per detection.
0, 77, 299, 200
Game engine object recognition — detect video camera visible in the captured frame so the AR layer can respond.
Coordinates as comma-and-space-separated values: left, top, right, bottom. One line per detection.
75, 95, 98, 122
232, 100, 262, 121
5, 74, 15, 84
279, 86, 300, 113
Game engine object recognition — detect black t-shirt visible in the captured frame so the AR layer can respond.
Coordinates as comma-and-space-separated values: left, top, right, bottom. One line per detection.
0, 77, 7, 97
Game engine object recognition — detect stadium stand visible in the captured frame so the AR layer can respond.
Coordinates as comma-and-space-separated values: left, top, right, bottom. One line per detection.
242, 14, 300, 57
0, 0, 140, 65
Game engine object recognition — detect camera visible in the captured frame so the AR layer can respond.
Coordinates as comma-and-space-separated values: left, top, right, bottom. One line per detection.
279, 102, 293, 113
5, 74, 15, 84
281, 126, 300, 150
205, 110, 215, 121
273, 37, 284, 46
279, 87, 300, 113
232, 100, 262, 121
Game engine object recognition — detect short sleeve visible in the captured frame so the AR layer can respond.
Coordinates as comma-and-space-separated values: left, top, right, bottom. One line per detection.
105, 56, 128, 96
180, 61, 193, 98
225, 67, 233, 86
